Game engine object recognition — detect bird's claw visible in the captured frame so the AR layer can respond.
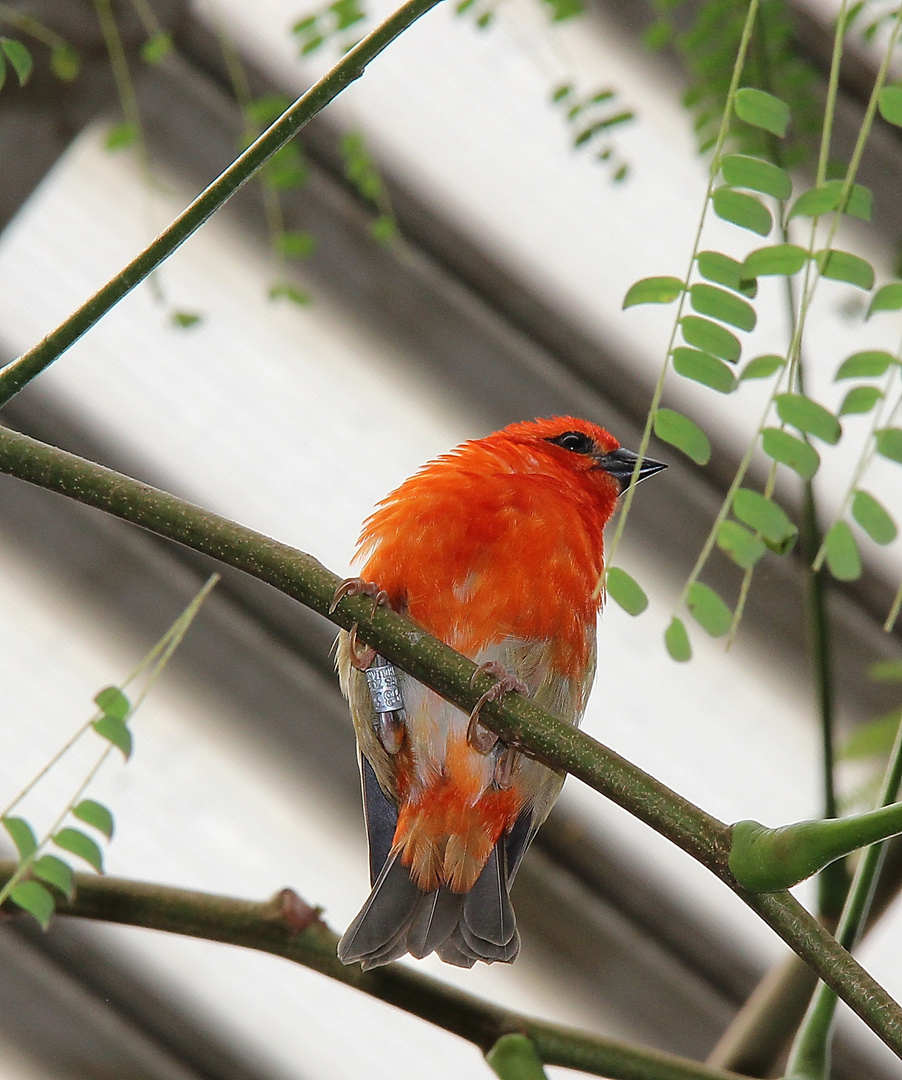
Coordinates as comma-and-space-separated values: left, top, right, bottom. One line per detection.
332, 578, 392, 672
347, 623, 377, 671
466, 662, 528, 755
329, 577, 390, 618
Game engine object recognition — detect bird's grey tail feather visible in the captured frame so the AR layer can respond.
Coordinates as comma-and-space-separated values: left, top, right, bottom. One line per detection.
339, 836, 522, 969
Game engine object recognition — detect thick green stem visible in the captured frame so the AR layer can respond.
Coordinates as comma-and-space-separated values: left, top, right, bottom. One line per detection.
0, 427, 901, 1057
0, 863, 744, 1080
0, 0, 443, 408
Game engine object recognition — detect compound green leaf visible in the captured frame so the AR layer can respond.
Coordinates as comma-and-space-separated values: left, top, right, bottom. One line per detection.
868, 283, 902, 316
664, 617, 692, 662
852, 489, 897, 544
73, 800, 114, 840
816, 249, 875, 291
788, 181, 872, 221
734, 87, 790, 137
711, 187, 772, 237
875, 428, 902, 464
743, 244, 808, 277
878, 85, 902, 127
680, 316, 741, 361
672, 348, 735, 393
839, 387, 882, 416
720, 154, 792, 199
740, 354, 785, 381
775, 393, 841, 444
824, 521, 862, 581
605, 566, 648, 615
10, 881, 54, 928
623, 276, 685, 308
687, 582, 733, 637
94, 686, 130, 720
835, 351, 896, 379
717, 520, 767, 569
53, 828, 104, 873
653, 408, 711, 465
689, 283, 756, 331
761, 427, 820, 479
33, 854, 75, 898
3, 816, 37, 860
732, 488, 798, 548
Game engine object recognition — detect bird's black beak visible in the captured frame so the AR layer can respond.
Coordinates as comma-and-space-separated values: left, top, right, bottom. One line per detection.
597, 447, 667, 495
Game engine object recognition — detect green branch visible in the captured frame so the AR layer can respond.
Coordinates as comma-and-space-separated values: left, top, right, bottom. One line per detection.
0, 862, 743, 1080
0, 0, 444, 408
0, 424, 901, 1058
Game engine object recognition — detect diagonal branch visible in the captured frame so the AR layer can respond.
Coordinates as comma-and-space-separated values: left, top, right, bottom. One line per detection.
0, 0, 444, 408
0, 423, 900, 1058
0, 861, 745, 1080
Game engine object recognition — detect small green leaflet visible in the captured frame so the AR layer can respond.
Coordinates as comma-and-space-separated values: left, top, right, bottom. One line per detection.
761, 427, 820, 480
875, 428, 902, 464
93, 716, 132, 759
689, 284, 756, 332
775, 394, 841, 444
732, 488, 797, 548
743, 245, 808, 277
141, 31, 173, 64
878, 85, 902, 127
816, 249, 875, 291
623, 276, 684, 308
605, 567, 648, 615
680, 316, 741, 362
34, 854, 75, 899
697, 250, 747, 293
171, 310, 202, 329
0, 38, 33, 87
840, 387, 882, 416
871, 661, 902, 683
719, 154, 792, 200
279, 230, 316, 258
54, 827, 104, 873
824, 521, 862, 581
270, 282, 311, 306
734, 87, 790, 137
10, 881, 54, 929
672, 348, 735, 393
74, 799, 115, 839
105, 122, 138, 150
840, 710, 902, 760
852, 490, 897, 545
717, 520, 767, 569
665, 617, 692, 662
868, 283, 902, 316
687, 582, 733, 637
788, 181, 872, 222
653, 409, 711, 465
95, 686, 130, 720
740, 354, 785, 381
835, 351, 895, 379
711, 188, 772, 237
3, 816, 37, 859
50, 44, 80, 81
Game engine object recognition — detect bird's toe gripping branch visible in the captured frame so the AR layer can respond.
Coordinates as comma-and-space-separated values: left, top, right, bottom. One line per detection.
467, 662, 528, 756
330, 577, 391, 670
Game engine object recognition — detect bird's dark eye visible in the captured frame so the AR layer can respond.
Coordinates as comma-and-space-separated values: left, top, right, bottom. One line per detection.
548, 431, 595, 454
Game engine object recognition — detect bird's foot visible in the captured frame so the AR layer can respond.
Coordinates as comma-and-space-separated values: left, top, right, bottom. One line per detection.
330, 577, 391, 671
466, 662, 528, 755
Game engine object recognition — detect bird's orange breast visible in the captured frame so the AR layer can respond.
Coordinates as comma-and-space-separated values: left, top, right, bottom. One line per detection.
359, 466, 611, 678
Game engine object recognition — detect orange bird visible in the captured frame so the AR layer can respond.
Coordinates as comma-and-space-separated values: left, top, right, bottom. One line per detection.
336, 416, 665, 969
